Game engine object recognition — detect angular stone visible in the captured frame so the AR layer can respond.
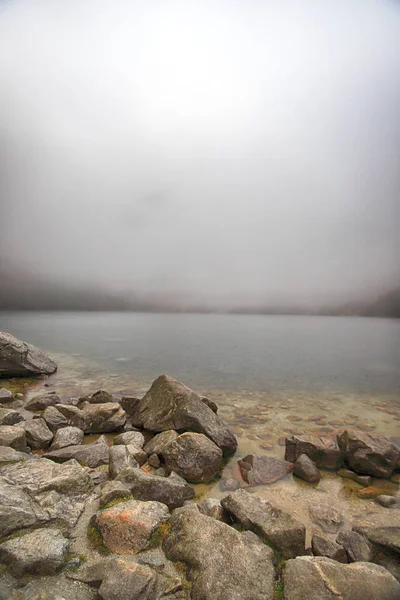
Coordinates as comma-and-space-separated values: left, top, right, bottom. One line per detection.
163, 503, 275, 600
109, 444, 139, 478
293, 454, 321, 483
357, 485, 384, 499
238, 454, 293, 485
113, 430, 145, 448
25, 391, 60, 411
55, 404, 86, 430
100, 480, 132, 507
353, 525, 400, 555
46, 435, 109, 468
0, 475, 39, 537
125, 444, 147, 466
0, 407, 23, 426
0, 446, 32, 464
80, 389, 115, 405
337, 430, 400, 478
130, 375, 237, 455
285, 435, 343, 469
336, 530, 373, 562
82, 402, 126, 433
0, 388, 13, 403
308, 503, 344, 534
0, 528, 68, 576
91, 499, 169, 554
282, 556, 400, 600
22, 417, 53, 449
337, 468, 372, 486
148, 453, 160, 468
43, 405, 69, 431
117, 467, 195, 509
143, 430, 177, 456
162, 432, 223, 483
221, 489, 306, 559
0, 425, 28, 452
0, 332, 57, 377
50, 426, 84, 450
311, 533, 347, 563
198, 497, 228, 522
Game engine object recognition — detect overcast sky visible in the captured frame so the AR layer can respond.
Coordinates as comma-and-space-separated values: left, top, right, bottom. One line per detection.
1, 0, 399, 307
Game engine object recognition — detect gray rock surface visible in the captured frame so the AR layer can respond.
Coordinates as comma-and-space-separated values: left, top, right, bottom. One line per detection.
238, 454, 293, 485
144, 430, 177, 456
46, 435, 109, 468
25, 390, 60, 411
311, 533, 347, 563
0, 528, 69, 576
200, 396, 218, 413
162, 432, 223, 483
0, 425, 28, 452
0, 446, 32, 465
43, 405, 69, 431
308, 503, 344, 534
100, 480, 132, 506
0, 332, 57, 377
109, 444, 139, 478
0, 407, 23, 426
375, 495, 400, 508
285, 434, 343, 469
282, 556, 400, 600
221, 488, 306, 559
82, 402, 126, 433
50, 425, 84, 450
117, 467, 195, 509
293, 453, 321, 483
198, 497, 228, 522
5, 574, 97, 600
0, 388, 13, 403
80, 389, 115, 404
353, 525, 400, 556
163, 503, 275, 600
22, 417, 54, 449
336, 530, 373, 562
337, 430, 400, 478
113, 430, 145, 448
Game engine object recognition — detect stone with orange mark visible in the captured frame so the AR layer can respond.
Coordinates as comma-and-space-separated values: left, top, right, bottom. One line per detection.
91, 499, 169, 554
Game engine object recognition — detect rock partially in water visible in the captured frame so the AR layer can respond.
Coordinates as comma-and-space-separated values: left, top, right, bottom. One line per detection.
109, 444, 139, 478
117, 467, 195, 509
337, 468, 372, 486
25, 391, 60, 411
282, 556, 400, 600
0, 388, 13, 403
0, 407, 24, 426
46, 434, 110, 468
22, 417, 54, 449
357, 485, 384, 499
0, 332, 57, 378
337, 430, 400, 478
0, 528, 69, 576
238, 454, 293, 485
285, 434, 343, 469
221, 488, 306, 559
308, 503, 344, 534
0, 425, 28, 452
162, 432, 223, 483
220, 477, 240, 491
336, 530, 373, 562
144, 430, 177, 456
50, 426, 85, 450
163, 503, 275, 600
376, 495, 400, 508
311, 533, 347, 563
293, 454, 321, 484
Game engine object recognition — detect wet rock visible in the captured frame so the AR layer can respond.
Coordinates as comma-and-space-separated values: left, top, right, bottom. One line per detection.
292, 453, 321, 483
337, 468, 372, 486
22, 417, 53, 449
0, 407, 23, 426
198, 497, 228, 522
113, 430, 145, 448
311, 533, 347, 563
0, 388, 13, 403
148, 453, 160, 468
0, 425, 28, 452
100, 480, 131, 506
109, 444, 139, 478
144, 430, 178, 456
285, 434, 343, 469
0, 331, 57, 377
200, 396, 218, 413
91, 499, 169, 554
46, 435, 110, 468
376, 495, 400, 508
220, 477, 240, 491
50, 426, 84, 450
0, 528, 68, 576
221, 488, 306, 559
282, 556, 400, 600
308, 503, 344, 534
0, 446, 33, 464
25, 390, 60, 411
336, 530, 373, 562
357, 485, 384, 499
337, 430, 400, 478
130, 375, 237, 455
238, 454, 293, 485
117, 467, 195, 509
163, 503, 275, 600
353, 525, 400, 556
162, 432, 222, 483
43, 405, 69, 431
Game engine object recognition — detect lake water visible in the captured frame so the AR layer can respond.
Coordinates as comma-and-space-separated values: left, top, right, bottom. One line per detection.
1, 311, 399, 534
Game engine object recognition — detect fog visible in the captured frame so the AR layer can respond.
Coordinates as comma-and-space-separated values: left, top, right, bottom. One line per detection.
1, 0, 399, 310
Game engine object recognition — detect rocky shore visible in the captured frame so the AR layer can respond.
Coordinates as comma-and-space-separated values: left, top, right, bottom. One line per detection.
0, 332, 399, 599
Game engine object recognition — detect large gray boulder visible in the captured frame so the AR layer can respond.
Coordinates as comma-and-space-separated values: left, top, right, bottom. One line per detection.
282, 556, 400, 600
50, 426, 85, 450
162, 432, 223, 483
109, 444, 139, 478
0, 332, 57, 377
221, 489, 306, 559
22, 417, 54, 449
337, 430, 400, 478
0, 407, 24, 426
127, 375, 237, 455
238, 454, 293, 485
163, 503, 275, 600
117, 467, 195, 509
285, 435, 343, 469
0, 425, 28, 452
0, 528, 68, 576
46, 435, 109, 468
25, 390, 60, 411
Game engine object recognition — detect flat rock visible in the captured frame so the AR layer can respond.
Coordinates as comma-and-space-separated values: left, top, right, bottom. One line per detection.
109, 444, 139, 478
22, 417, 54, 449
46, 435, 109, 468
311, 533, 347, 563
0, 407, 23, 426
282, 556, 400, 600
113, 430, 145, 448
162, 432, 223, 483
144, 430, 177, 456
50, 425, 84, 450
129, 375, 237, 455
117, 467, 195, 509
337, 430, 400, 478
91, 499, 169, 554
238, 454, 293, 485
293, 453, 321, 483
221, 488, 306, 559
0, 528, 68, 576
0, 332, 57, 377
285, 434, 343, 469
336, 530, 373, 562
0, 425, 28, 452
0, 388, 13, 403
308, 503, 344, 534
25, 391, 60, 411
163, 503, 275, 600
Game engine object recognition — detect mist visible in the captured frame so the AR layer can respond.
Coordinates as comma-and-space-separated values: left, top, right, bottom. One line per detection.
1, 0, 399, 311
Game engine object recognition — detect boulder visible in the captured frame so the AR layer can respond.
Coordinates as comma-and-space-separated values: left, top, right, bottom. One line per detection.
282, 556, 400, 600
22, 417, 54, 449
46, 435, 109, 468
82, 402, 126, 433
0, 425, 28, 452
91, 499, 169, 554
113, 430, 145, 448
50, 426, 84, 450
0, 332, 57, 377
100, 480, 132, 507
0, 446, 33, 465
79, 389, 115, 405
336, 530, 373, 562
285, 434, 343, 469
109, 445, 139, 478
54, 404, 86, 430
238, 454, 293, 485
144, 430, 177, 456
0, 388, 13, 403
0, 407, 24, 426
308, 503, 344, 534
43, 405, 69, 431
129, 375, 237, 455
221, 489, 306, 559
311, 533, 347, 563
125, 444, 148, 466
293, 453, 321, 484
0, 528, 68, 576
353, 525, 400, 556
0, 475, 39, 537
116, 467, 195, 509
162, 432, 222, 483
337, 430, 400, 478
25, 391, 60, 411
163, 503, 275, 600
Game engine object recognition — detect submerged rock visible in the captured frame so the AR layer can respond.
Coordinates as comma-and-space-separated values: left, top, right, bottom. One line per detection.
238, 454, 293, 485
337, 430, 400, 478
293, 453, 321, 483
162, 432, 223, 483
337, 468, 372, 486
285, 434, 343, 469
0, 331, 57, 377
0, 528, 69, 576
117, 467, 195, 509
